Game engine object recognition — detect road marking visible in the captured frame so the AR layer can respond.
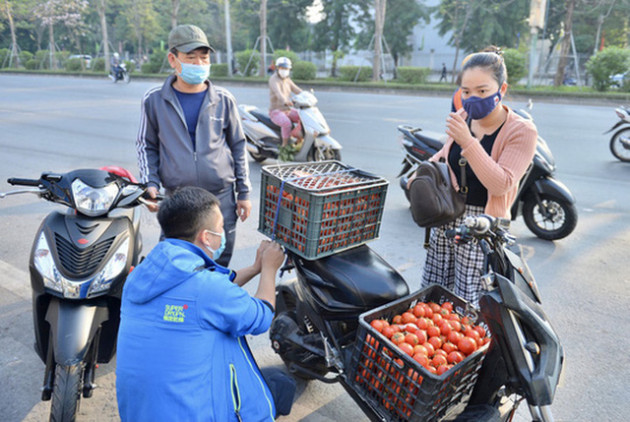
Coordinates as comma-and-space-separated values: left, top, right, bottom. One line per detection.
0, 260, 31, 300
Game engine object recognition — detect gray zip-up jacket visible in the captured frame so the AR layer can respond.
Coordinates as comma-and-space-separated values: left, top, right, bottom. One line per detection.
136, 75, 251, 200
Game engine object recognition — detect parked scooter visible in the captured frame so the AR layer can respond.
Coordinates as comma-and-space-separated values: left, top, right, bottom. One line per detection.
397, 110, 578, 241
0, 167, 156, 422
109, 63, 130, 84
604, 106, 630, 162
239, 91, 342, 162
270, 214, 563, 421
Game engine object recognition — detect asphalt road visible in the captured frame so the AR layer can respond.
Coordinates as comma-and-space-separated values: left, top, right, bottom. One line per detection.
1, 74, 629, 421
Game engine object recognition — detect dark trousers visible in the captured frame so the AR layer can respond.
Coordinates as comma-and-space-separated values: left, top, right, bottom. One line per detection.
260, 368, 296, 417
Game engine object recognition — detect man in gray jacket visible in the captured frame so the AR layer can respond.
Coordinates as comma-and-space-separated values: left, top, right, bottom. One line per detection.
137, 24, 252, 267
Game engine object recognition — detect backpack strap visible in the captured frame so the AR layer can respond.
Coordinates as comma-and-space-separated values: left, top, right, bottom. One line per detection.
424, 227, 431, 249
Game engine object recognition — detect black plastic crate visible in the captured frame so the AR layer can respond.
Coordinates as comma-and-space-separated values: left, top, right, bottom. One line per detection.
259, 161, 388, 260
347, 284, 489, 422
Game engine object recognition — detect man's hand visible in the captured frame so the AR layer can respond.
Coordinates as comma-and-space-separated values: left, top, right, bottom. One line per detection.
446, 108, 475, 148
261, 241, 284, 273
253, 240, 272, 273
236, 199, 251, 222
145, 186, 160, 213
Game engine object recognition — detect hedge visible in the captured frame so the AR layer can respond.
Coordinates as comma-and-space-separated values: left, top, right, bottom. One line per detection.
235, 49, 259, 77
338, 65, 372, 82
212, 63, 229, 77
292, 61, 317, 80
396, 66, 431, 84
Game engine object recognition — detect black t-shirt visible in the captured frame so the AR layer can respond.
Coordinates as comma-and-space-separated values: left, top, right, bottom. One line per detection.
448, 123, 504, 206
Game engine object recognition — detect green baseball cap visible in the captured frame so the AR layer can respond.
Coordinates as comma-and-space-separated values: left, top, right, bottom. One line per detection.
168, 24, 214, 53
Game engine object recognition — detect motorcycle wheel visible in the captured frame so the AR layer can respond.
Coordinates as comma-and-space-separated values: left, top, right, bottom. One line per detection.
50, 363, 84, 422
271, 291, 327, 380
248, 151, 267, 163
609, 127, 630, 162
308, 146, 341, 162
522, 195, 578, 240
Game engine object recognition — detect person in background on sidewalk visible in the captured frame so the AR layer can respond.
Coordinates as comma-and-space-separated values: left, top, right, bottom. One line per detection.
439, 62, 448, 83
116, 187, 296, 421
136, 24, 252, 267
268, 56, 303, 160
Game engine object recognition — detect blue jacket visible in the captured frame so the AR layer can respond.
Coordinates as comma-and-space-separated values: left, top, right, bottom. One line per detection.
116, 239, 276, 421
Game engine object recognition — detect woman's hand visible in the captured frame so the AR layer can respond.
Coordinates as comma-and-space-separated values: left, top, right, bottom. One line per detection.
446, 108, 475, 148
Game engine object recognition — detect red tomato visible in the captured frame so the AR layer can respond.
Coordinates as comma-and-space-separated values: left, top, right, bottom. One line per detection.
416, 329, 428, 345
441, 302, 454, 313
382, 326, 395, 339
412, 304, 426, 318
427, 365, 438, 374
423, 342, 435, 357
458, 337, 478, 355
464, 327, 481, 342
427, 325, 441, 338
370, 319, 385, 333
401, 323, 419, 334
428, 302, 442, 313
392, 315, 402, 325
416, 318, 430, 331
428, 336, 443, 351
439, 322, 452, 337
413, 344, 428, 356
449, 320, 462, 332
391, 332, 405, 345
447, 313, 461, 322
474, 325, 487, 338
390, 325, 402, 334
413, 353, 430, 368
431, 354, 448, 367
433, 348, 448, 359
401, 312, 417, 324
404, 333, 419, 346
432, 313, 444, 325
423, 305, 434, 319
436, 364, 450, 376
447, 351, 465, 364
442, 342, 458, 354
447, 330, 462, 345
399, 342, 415, 357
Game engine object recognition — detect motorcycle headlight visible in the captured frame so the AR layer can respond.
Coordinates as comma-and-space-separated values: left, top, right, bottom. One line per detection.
87, 237, 130, 296
33, 233, 62, 293
72, 179, 119, 216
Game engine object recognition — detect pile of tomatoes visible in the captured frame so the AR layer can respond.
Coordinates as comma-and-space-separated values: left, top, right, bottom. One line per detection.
356, 300, 490, 420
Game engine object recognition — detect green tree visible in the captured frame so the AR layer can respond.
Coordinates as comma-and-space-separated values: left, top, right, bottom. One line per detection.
356, 0, 430, 69
313, 0, 367, 76
585, 46, 630, 91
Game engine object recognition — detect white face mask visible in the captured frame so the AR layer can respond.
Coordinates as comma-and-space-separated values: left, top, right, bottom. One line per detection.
278, 69, 290, 79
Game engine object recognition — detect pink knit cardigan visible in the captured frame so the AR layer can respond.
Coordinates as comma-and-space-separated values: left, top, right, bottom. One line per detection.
430, 106, 538, 218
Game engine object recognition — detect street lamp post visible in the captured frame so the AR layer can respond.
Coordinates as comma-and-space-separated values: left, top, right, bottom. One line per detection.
225, 0, 233, 77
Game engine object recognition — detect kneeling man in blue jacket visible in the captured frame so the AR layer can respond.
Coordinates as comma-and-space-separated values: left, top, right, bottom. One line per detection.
116, 186, 295, 421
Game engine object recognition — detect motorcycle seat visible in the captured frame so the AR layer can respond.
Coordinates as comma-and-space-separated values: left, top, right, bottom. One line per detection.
296, 244, 409, 310
250, 110, 283, 132
412, 131, 445, 151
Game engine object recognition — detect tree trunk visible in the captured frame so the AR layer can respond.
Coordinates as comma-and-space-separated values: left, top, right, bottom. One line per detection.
171, 0, 180, 29
49, 22, 56, 70
260, 0, 267, 77
451, 0, 473, 84
553, 0, 575, 87
4, 1, 19, 67
97, 0, 110, 72
373, 0, 386, 81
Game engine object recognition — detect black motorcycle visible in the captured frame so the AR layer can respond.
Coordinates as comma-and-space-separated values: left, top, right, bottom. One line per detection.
397, 110, 578, 241
1, 167, 155, 422
269, 214, 563, 421
604, 105, 630, 162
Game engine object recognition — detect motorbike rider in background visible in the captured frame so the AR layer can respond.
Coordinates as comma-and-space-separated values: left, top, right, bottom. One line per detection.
269, 57, 303, 160
110, 52, 122, 80
408, 49, 537, 306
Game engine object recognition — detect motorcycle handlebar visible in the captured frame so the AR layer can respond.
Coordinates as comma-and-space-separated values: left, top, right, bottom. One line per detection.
7, 178, 40, 187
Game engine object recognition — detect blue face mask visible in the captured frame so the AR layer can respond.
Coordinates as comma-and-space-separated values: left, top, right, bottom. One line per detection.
176, 59, 210, 85
462, 90, 502, 120
205, 230, 226, 261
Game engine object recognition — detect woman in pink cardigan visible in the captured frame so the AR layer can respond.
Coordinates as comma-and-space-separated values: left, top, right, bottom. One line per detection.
413, 51, 537, 306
